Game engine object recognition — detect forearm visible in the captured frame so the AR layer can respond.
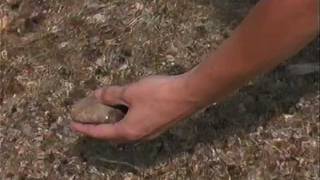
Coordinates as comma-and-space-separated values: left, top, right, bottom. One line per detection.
182, 0, 318, 106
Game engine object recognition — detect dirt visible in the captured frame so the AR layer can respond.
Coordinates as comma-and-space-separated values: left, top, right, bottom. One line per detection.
0, 0, 319, 179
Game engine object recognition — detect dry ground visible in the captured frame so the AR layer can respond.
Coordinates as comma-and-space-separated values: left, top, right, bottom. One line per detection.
0, 0, 319, 179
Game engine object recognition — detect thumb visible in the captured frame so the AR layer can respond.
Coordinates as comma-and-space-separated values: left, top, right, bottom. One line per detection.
95, 86, 127, 106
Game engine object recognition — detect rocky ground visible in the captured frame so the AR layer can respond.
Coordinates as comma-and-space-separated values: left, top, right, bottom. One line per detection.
0, 0, 319, 179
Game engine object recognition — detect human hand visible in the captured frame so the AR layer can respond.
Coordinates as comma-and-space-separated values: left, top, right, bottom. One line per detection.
71, 75, 203, 143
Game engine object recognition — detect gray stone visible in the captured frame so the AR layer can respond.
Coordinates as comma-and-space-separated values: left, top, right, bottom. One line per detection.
71, 95, 125, 124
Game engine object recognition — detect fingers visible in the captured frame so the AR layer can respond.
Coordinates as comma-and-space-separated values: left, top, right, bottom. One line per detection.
71, 120, 165, 143
70, 113, 145, 143
95, 86, 127, 106
71, 121, 125, 140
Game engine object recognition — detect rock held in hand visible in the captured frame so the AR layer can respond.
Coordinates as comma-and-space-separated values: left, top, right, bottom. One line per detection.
71, 95, 125, 124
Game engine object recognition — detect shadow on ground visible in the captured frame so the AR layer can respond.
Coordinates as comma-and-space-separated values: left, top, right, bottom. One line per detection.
70, 45, 318, 175
69, 0, 319, 174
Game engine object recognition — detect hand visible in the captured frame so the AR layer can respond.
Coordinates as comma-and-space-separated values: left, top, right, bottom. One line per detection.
71, 75, 203, 143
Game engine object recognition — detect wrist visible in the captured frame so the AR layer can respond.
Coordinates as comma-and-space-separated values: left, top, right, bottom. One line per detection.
174, 70, 216, 109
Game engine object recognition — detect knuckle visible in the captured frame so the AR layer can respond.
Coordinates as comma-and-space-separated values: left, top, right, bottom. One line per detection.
122, 86, 133, 99
99, 88, 110, 100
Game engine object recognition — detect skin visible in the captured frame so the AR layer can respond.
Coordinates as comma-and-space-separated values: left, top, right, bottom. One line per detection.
71, 0, 319, 143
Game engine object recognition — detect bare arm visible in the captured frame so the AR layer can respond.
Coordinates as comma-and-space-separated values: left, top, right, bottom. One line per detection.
184, 0, 318, 106
71, 0, 319, 142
